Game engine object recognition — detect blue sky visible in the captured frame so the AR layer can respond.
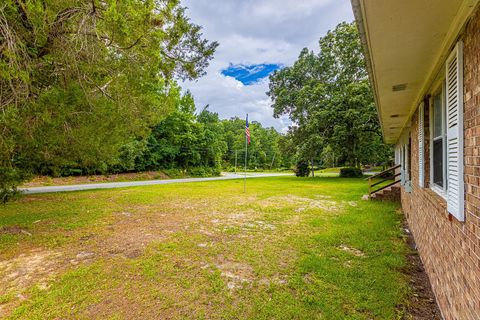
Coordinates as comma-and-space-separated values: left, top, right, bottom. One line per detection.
221, 64, 283, 85
182, 0, 354, 132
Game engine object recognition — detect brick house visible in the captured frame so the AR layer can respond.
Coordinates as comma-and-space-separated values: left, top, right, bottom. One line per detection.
351, 1, 480, 319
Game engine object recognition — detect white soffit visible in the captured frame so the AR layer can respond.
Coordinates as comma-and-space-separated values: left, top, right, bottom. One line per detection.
355, 0, 478, 143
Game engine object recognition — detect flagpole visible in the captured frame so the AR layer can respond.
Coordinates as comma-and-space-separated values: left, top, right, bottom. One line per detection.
244, 114, 248, 193
235, 150, 237, 174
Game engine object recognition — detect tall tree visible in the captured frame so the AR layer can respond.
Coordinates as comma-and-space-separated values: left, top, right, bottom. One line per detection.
221, 117, 285, 170
267, 22, 391, 169
197, 106, 227, 169
0, 0, 217, 200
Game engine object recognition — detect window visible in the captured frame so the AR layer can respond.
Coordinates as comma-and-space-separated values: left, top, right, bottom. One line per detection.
398, 131, 411, 191
418, 103, 425, 188
395, 145, 400, 165
408, 137, 412, 181
427, 41, 464, 221
431, 88, 446, 190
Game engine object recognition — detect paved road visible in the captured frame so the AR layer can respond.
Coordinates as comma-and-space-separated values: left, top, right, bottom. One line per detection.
20, 172, 292, 194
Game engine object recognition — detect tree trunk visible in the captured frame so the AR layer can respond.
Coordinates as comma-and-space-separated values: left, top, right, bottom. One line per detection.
311, 158, 315, 177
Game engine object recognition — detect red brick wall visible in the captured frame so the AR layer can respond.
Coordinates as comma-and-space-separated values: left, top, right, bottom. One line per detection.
400, 7, 480, 320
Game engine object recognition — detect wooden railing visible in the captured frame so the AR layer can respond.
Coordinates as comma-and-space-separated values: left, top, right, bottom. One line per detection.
366, 164, 401, 199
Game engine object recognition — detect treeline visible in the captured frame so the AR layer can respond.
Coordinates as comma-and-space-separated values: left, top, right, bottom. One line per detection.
0, 0, 219, 201
33, 89, 291, 178
267, 22, 393, 174
0, 0, 293, 202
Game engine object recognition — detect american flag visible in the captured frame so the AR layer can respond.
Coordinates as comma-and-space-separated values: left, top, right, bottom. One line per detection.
245, 114, 251, 144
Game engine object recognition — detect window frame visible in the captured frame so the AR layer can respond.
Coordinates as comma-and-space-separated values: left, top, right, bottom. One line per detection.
429, 81, 448, 199
418, 102, 425, 188
398, 129, 412, 191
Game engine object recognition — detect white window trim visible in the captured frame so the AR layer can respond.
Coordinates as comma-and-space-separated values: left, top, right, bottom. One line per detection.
404, 143, 410, 182
427, 41, 465, 222
398, 130, 412, 192
395, 145, 400, 165
418, 103, 425, 188
429, 83, 448, 193
399, 143, 404, 185
431, 184, 447, 200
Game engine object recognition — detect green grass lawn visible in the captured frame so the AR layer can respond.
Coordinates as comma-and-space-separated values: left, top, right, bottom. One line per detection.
316, 167, 342, 177
0, 176, 409, 319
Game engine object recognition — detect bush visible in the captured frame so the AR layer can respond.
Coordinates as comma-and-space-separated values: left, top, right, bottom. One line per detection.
339, 167, 363, 178
210, 167, 222, 176
189, 167, 207, 177
61, 168, 84, 176
0, 167, 29, 203
188, 166, 222, 177
295, 161, 310, 177
163, 168, 184, 178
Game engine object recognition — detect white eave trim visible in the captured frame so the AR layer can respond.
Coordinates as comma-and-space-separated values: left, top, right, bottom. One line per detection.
406, 0, 479, 141
350, 0, 385, 141
351, 0, 479, 146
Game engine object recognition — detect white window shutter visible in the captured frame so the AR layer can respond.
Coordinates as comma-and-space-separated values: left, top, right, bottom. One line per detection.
446, 42, 464, 221
395, 145, 400, 165
404, 143, 409, 182
397, 145, 401, 165
400, 144, 404, 185
418, 103, 425, 188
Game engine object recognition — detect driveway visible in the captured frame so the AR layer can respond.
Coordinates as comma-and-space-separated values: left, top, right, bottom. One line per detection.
19, 172, 291, 194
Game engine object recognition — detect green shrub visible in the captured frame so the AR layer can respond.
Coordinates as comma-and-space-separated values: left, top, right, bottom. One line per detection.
295, 161, 310, 177
189, 167, 207, 177
0, 167, 29, 203
188, 166, 222, 177
163, 168, 184, 178
339, 167, 363, 178
61, 168, 83, 176
210, 167, 222, 176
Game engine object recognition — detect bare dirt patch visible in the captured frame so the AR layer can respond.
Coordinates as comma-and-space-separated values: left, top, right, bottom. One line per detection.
210, 258, 288, 291
339, 244, 365, 257
259, 195, 343, 212
0, 249, 64, 317
402, 224, 442, 320
257, 274, 288, 286
0, 226, 32, 237
215, 260, 254, 290
89, 208, 188, 260
0, 202, 201, 317
206, 209, 278, 236
0, 249, 63, 293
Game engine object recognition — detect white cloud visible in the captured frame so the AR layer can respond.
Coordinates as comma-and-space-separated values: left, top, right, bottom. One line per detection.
181, 0, 353, 131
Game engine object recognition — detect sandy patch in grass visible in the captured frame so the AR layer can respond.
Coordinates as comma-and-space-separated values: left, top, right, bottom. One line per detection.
216, 260, 254, 290
257, 274, 288, 286
211, 258, 288, 291
0, 249, 63, 293
347, 201, 358, 207
258, 195, 343, 213
0, 203, 197, 316
0, 226, 32, 237
89, 207, 194, 260
339, 245, 365, 257
206, 209, 277, 233
0, 249, 64, 317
